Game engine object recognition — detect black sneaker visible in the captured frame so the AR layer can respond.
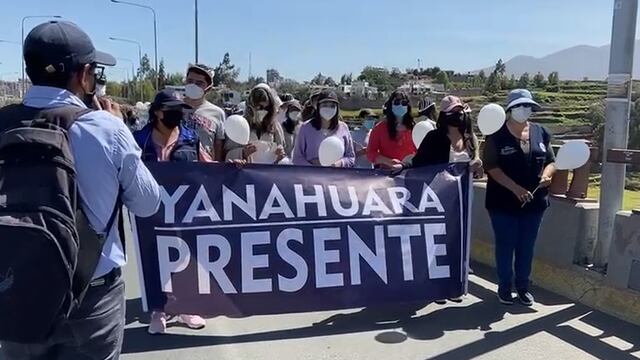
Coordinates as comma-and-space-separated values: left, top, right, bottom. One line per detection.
497, 289, 515, 305
517, 290, 534, 306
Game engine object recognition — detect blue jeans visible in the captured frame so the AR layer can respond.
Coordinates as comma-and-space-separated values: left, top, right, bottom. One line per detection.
489, 211, 545, 292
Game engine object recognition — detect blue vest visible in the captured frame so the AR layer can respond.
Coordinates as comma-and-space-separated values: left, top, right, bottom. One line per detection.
133, 123, 199, 162
485, 123, 553, 212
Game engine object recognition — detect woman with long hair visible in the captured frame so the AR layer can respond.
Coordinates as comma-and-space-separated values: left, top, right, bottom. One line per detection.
412, 95, 483, 305
281, 99, 302, 156
292, 90, 355, 167
413, 95, 483, 174
366, 90, 417, 170
225, 84, 286, 164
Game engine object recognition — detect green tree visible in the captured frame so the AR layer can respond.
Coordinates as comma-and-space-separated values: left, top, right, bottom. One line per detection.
340, 73, 353, 85
266, 69, 282, 84
157, 59, 166, 89
508, 74, 517, 89
311, 72, 326, 85
485, 72, 501, 93
494, 59, 506, 76
435, 71, 450, 89
212, 53, 240, 87
518, 73, 530, 88
106, 81, 124, 98
533, 72, 546, 88
164, 72, 184, 86
358, 66, 394, 91
324, 77, 337, 87
548, 71, 560, 86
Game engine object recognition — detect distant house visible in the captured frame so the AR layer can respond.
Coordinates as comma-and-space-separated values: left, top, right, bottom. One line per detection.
350, 81, 378, 99
399, 80, 444, 95
220, 89, 242, 105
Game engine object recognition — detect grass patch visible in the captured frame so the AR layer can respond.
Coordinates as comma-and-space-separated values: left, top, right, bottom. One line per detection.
587, 184, 640, 211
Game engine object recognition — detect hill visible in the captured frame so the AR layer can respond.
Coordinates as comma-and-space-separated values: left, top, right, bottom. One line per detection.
476, 41, 640, 80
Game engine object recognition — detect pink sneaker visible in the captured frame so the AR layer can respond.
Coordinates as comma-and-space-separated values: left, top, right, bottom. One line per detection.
177, 314, 206, 330
148, 311, 168, 335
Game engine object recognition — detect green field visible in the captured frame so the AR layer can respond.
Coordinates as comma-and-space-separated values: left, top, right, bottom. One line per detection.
587, 185, 640, 211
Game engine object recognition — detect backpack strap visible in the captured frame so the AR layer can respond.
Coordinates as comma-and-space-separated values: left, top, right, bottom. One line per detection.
36, 106, 92, 131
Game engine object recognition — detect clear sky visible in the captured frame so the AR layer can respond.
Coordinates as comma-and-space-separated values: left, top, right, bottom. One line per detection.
0, 0, 635, 82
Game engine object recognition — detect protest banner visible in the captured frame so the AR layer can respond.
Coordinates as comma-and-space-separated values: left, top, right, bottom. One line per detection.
130, 163, 471, 316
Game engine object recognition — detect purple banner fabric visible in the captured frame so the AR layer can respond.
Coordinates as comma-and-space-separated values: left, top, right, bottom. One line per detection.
131, 163, 471, 317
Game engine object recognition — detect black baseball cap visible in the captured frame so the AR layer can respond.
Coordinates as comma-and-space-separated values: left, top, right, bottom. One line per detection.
151, 89, 192, 110
24, 21, 116, 77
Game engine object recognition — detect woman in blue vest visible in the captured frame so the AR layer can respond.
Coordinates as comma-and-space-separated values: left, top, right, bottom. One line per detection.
482, 89, 556, 306
133, 89, 211, 334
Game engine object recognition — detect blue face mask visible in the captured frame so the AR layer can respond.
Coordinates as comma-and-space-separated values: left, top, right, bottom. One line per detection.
363, 118, 376, 130
392, 105, 408, 119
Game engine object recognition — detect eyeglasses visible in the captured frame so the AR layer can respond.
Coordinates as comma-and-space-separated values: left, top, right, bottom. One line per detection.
393, 99, 410, 106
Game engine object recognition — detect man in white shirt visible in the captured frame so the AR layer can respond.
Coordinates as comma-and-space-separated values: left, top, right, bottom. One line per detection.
183, 64, 226, 161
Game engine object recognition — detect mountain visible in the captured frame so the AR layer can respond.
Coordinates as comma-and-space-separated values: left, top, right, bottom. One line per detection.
476, 41, 640, 80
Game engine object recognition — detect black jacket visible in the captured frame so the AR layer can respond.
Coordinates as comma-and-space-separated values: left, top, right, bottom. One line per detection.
413, 127, 478, 167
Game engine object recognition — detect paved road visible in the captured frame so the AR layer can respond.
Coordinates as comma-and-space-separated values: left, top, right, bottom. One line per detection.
121, 228, 640, 360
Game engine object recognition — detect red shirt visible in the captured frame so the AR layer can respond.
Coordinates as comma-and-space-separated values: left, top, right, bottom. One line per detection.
367, 121, 417, 163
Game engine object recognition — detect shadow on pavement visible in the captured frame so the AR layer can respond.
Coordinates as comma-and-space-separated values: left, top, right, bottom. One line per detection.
122, 262, 638, 358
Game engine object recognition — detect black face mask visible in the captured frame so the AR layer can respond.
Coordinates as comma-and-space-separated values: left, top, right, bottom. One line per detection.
160, 110, 183, 129
443, 112, 465, 127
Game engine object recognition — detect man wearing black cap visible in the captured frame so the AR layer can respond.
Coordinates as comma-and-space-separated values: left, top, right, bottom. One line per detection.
0, 21, 161, 359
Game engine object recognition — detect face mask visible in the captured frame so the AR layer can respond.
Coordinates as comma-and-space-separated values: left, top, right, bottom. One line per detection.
319, 106, 337, 121
95, 83, 106, 97
444, 112, 465, 127
160, 110, 183, 129
288, 111, 300, 121
392, 105, 407, 119
364, 119, 376, 130
256, 110, 269, 121
184, 83, 205, 99
511, 107, 532, 123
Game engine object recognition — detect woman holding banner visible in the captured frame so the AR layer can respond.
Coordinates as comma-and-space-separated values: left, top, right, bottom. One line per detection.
412, 95, 482, 305
482, 89, 556, 306
133, 89, 211, 334
282, 99, 303, 156
366, 90, 417, 170
292, 90, 355, 167
225, 84, 286, 164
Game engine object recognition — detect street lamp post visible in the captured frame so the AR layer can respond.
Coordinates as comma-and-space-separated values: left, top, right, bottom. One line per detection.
110, 37, 143, 101
110, 0, 158, 91
195, 0, 199, 63
21, 15, 62, 97
116, 57, 138, 102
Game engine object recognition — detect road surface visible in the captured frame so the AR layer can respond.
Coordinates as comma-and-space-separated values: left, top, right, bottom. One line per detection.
121, 228, 640, 360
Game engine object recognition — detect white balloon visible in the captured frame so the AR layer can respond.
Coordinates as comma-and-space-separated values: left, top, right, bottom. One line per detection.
225, 115, 251, 145
412, 121, 435, 148
478, 103, 506, 136
555, 140, 590, 170
318, 136, 345, 166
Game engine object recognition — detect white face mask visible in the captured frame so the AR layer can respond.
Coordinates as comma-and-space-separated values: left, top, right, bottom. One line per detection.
95, 83, 106, 97
511, 106, 532, 123
319, 106, 337, 121
288, 111, 300, 121
184, 83, 205, 99
256, 110, 269, 121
